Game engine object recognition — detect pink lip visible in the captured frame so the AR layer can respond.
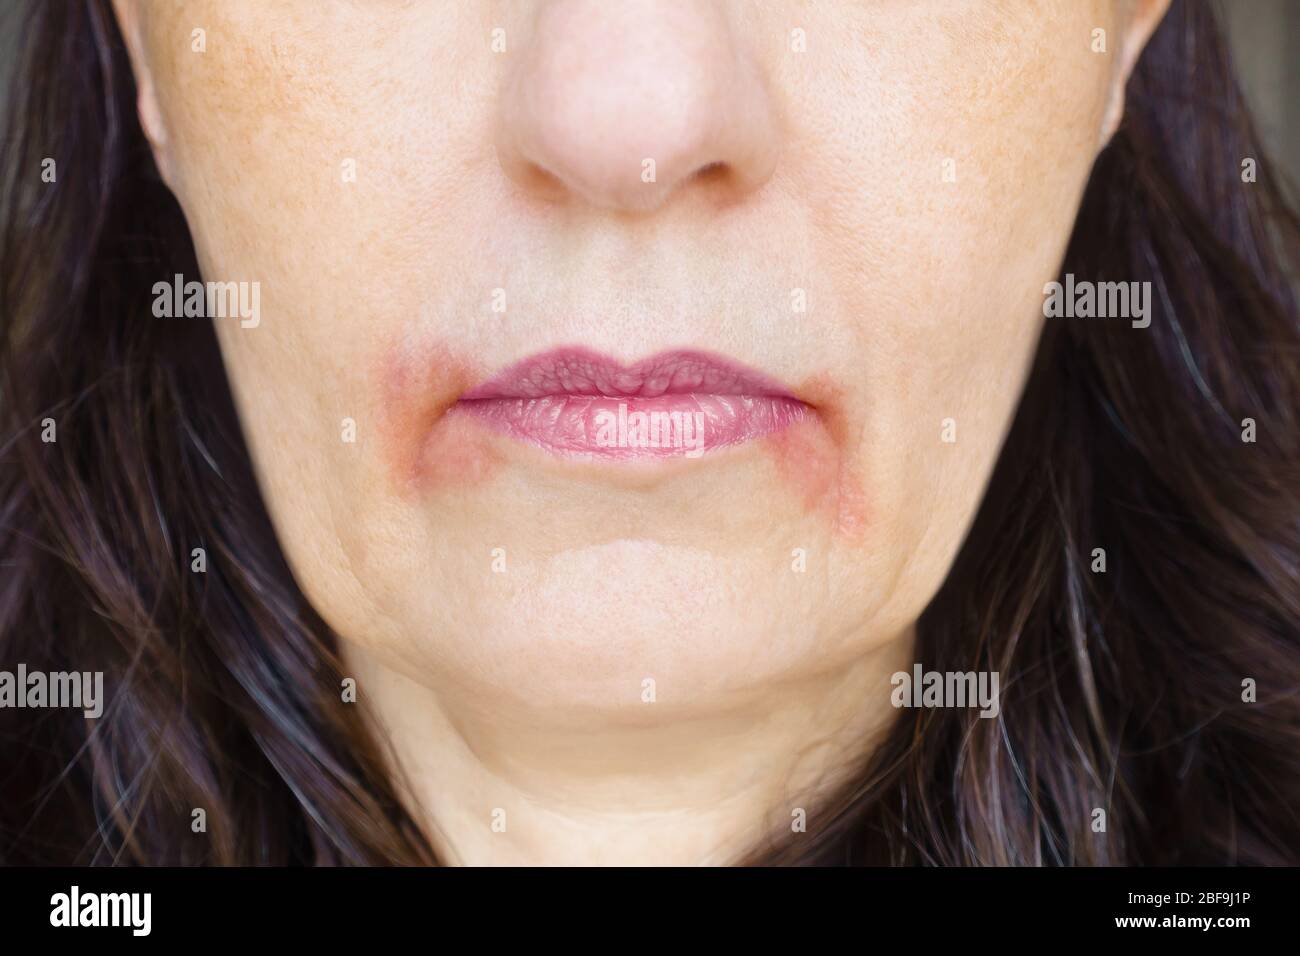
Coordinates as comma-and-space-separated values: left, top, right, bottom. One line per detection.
453, 347, 812, 459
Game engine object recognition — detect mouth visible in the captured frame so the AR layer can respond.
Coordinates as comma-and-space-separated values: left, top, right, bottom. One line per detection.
452, 347, 813, 459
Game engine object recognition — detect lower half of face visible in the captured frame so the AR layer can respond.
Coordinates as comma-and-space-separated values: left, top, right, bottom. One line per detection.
140, 0, 1114, 715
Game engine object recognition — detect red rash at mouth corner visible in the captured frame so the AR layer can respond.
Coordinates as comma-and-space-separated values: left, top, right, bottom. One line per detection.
374, 337, 868, 540
374, 337, 506, 496
770, 371, 870, 542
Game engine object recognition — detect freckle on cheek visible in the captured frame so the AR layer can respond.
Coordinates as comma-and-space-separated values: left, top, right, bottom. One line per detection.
764, 374, 869, 543
374, 336, 503, 496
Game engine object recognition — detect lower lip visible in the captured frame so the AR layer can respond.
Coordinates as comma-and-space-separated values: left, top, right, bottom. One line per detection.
452, 350, 812, 459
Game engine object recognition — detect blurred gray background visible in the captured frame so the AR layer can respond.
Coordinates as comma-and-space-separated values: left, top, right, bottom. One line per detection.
1223, 0, 1300, 175
0, 1, 1296, 179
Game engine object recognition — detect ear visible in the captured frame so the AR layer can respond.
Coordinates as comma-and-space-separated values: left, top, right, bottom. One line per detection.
109, 0, 172, 179
1099, 0, 1173, 145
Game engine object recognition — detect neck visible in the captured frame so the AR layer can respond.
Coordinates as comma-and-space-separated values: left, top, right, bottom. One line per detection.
342, 633, 912, 865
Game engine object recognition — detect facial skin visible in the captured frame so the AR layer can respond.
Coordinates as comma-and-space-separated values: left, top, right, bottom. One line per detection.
113, 0, 1168, 864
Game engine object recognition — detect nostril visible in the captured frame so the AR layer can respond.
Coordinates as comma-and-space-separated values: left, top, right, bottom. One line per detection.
527, 162, 566, 194
693, 162, 727, 181
503, 154, 570, 202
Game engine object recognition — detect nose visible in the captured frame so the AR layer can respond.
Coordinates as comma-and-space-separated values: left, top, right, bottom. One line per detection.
496, 0, 781, 213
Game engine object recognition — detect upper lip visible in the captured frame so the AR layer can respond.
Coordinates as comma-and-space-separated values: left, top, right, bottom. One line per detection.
457, 347, 801, 402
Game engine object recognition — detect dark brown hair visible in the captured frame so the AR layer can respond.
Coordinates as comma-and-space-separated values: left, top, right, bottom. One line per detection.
2, 0, 1297, 865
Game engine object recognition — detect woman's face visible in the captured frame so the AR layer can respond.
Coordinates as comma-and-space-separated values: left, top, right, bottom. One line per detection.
116, 0, 1137, 715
